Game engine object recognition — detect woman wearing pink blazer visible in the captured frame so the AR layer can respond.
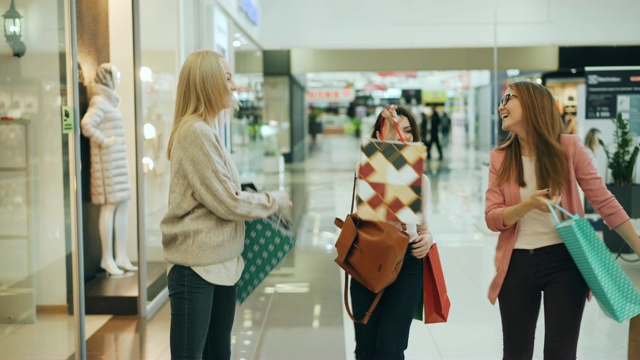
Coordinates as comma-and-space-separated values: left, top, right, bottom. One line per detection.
485, 81, 640, 359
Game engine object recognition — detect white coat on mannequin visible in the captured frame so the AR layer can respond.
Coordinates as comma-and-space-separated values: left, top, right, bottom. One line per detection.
81, 63, 137, 275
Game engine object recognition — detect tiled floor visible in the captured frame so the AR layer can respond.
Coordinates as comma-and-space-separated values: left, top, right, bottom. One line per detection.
2, 130, 638, 359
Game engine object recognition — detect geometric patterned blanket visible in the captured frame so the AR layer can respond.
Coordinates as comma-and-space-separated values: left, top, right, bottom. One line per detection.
356, 139, 426, 224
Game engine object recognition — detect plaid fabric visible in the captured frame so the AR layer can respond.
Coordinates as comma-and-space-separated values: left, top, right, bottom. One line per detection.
554, 210, 640, 322
236, 216, 295, 304
356, 139, 426, 223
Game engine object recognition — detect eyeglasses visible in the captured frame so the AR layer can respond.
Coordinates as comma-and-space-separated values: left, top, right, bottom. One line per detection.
500, 93, 518, 106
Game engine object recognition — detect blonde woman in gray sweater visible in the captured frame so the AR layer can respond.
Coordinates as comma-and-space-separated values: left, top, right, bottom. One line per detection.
161, 50, 291, 359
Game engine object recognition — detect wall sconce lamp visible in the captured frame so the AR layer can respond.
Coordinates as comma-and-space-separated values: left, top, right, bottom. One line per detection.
3, 0, 26, 57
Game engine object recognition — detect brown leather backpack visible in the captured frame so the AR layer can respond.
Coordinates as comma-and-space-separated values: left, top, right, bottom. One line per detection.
334, 176, 409, 324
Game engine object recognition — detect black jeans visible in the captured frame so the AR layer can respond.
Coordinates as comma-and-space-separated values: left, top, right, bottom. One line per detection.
167, 265, 236, 360
350, 246, 423, 360
498, 243, 589, 360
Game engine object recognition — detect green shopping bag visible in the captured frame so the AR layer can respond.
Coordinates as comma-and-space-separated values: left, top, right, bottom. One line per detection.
548, 202, 640, 322
236, 215, 295, 304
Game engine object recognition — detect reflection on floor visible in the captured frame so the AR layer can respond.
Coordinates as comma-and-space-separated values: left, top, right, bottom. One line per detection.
0, 313, 110, 359
2, 133, 637, 359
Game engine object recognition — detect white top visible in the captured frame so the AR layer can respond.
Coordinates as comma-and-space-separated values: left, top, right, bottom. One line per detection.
514, 156, 563, 250
192, 257, 245, 286
167, 256, 245, 286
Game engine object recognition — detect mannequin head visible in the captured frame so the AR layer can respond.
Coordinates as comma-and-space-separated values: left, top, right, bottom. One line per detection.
95, 63, 120, 90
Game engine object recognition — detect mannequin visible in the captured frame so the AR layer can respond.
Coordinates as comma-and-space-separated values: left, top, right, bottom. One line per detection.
81, 63, 137, 276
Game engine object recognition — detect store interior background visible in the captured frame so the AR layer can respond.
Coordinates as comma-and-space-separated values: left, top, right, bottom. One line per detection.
0, 0, 639, 358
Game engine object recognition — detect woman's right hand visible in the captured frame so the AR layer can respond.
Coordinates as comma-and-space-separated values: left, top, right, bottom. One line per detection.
272, 190, 293, 209
525, 188, 561, 213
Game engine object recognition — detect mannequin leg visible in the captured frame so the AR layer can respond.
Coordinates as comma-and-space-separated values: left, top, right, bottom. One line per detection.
99, 204, 124, 276
114, 201, 138, 271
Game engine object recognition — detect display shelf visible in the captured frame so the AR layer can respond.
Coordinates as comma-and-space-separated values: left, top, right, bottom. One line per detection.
85, 261, 167, 315
0, 118, 35, 324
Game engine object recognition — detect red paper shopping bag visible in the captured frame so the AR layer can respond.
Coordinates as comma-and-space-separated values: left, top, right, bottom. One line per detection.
422, 243, 450, 323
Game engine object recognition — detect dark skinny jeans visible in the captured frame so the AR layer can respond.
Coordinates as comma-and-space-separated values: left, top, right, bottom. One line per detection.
168, 265, 236, 360
498, 243, 589, 360
350, 246, 423, 360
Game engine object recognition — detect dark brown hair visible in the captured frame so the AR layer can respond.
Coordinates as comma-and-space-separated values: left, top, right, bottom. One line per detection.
370, 106, 420, 141
496, 81, 568, 196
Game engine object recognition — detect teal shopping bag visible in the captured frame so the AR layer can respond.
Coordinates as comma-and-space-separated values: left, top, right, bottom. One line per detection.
236, 215, 295, 304
548, 202, 640, 322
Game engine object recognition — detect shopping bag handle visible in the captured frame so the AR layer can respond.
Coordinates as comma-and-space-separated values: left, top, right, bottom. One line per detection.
546, 201, 579, 225
379, 109, 407, 145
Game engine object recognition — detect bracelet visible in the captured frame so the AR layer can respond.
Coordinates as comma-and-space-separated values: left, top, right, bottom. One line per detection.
512, 204, 525, 218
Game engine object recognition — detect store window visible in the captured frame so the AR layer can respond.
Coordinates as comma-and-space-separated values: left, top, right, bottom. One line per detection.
138, 0, 179, 308
0, 0, 82, 357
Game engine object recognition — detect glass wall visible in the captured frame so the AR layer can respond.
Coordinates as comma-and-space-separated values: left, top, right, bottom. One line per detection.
0, 0, 82, 357
137, 0, 179, 310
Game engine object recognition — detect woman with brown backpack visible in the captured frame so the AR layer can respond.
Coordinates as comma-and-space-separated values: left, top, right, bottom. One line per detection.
349, 105, 433, 359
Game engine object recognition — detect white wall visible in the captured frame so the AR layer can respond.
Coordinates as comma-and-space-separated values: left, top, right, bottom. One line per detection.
260, 0, 640, 49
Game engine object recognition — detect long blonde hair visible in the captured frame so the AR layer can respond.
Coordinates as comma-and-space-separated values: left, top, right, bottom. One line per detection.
166, 50, 231, 160
584, 128, 601, 152
496, 81, 568, 196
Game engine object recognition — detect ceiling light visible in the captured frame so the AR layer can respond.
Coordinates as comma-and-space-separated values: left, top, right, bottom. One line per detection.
506, 69, 520, 77
233, 40, 242, 47
140, 66, 153, 82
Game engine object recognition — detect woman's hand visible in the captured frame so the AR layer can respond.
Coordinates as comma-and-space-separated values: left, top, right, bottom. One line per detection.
525, 188, 561, 213
380, 105, 399, 122
410, 230, 433, 259
376, 105, 398, 140
271, 190, 293, 209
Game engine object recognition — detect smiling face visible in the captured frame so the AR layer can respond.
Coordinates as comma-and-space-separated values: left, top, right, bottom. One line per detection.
499, 88, 524, 135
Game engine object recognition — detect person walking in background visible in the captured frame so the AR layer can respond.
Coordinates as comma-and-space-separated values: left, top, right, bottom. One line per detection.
160, 50, 292, 359
420, 112, 428, 146
350, 105, 433, 359
584, 128, 608, 214
485, 81, 640, 359
584, 128, 607, 180
427, 105, 443, 160
441, 112, 451, 148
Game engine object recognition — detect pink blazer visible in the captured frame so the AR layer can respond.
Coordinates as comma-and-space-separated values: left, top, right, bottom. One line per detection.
484, 135, 629, 304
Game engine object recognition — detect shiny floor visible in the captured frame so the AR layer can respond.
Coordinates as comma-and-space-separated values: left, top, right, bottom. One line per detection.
2, 131, 638, 359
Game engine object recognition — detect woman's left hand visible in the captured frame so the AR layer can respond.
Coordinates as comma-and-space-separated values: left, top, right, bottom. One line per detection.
410, 230, 433, 259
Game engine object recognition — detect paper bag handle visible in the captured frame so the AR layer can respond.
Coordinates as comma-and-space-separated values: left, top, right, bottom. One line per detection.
546, 201, 580, 225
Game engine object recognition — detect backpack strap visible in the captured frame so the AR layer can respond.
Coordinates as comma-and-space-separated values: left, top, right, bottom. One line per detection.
343, 272, 384, 325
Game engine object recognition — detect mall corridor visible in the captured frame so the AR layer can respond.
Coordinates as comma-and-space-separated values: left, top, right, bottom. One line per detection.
75, 133, 634, 359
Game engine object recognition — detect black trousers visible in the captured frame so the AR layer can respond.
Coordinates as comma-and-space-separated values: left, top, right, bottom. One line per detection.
168, 265, 237, 360
350, 247, 423, 360
427, 135, 443, 159
498, 243, 589, 360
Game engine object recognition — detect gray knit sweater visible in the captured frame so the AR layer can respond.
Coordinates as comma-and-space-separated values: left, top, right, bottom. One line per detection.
161, 120, 281, 267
